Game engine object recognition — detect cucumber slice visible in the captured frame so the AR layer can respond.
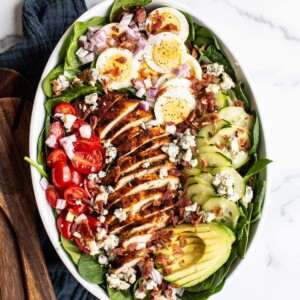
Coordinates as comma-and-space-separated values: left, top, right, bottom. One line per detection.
196, 137, 209, 148
218, 107, 254, 129
185, 172, 214, 188
191, 194, 211, 205
215, 92, 229, 110
202, 197, 240, 230
198, 145, 220, 154
183, 168, 201, 177
187, 183, 216, 198
198, 152, 232, 169
197, 119, 230, 140
210, 167, 246, 199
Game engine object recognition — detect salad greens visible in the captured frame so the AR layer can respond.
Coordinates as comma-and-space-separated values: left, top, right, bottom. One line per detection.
61, 235, 82, 265
108, 287, 133, 300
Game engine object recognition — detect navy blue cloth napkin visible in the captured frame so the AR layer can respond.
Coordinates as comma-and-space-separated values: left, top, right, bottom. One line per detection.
0, 0, 98, 299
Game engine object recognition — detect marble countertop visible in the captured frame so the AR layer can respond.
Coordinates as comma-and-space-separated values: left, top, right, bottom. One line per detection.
1, 0, 299, 299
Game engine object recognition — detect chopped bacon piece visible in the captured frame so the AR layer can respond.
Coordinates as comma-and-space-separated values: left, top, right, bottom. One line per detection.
168, 168, 183, 177
112, 247, 124, 256
115, 56, 127, 64
172, 244, 184, 255
138, 257, 154, 278
234, 99, 244, 107
162, 23, 179, 33
191, 48, 199, 59
77, 220, 94, 239
135, 8, 147, 23
153, 199, 161, 207
175, 190, 191, 207
90, 115, 98, 131
178, 235, 187, 248
200, 157, 207, 171
127, 242, 138, 252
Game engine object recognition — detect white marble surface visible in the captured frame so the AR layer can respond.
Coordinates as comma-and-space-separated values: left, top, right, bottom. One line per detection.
1, 0, 300, 299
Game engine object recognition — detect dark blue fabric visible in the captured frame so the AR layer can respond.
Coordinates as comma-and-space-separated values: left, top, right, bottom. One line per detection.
0, 0, 98, 298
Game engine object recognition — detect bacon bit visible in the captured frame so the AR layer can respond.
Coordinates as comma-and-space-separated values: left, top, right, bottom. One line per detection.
170, 215, 179, 227
147, 10, 164, 35
153, 199, 161, 207
157, 87, 168, 97
162, 23, 179, 33
164, 287, 174, 298
187, 110, 196, 122
138, 257, 154, 278
77, 220, 94, 239
191, 48, 199, 59
168, 168, 183, 177
152, 230, 174, 249
163, 266, 172, 275
112, 247, 124, 256
211, 76, 221, 84
120, 37, 137, 52
172, 244, 185, 255
216, 207, 223, 216
115, 56, 127, 63
138, 281, 145, 292
135, 8, 147, 23
178, 235, 187, 248
175, 190, 191, 207
90, 115, 98, 130
94, 200, 104, 214
200, 157, 207, 171
51, 80, 64, 97
162, 190, 174, 201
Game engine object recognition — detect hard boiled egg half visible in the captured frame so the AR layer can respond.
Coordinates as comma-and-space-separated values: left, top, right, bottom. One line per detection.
144, 32, 187, 74
96, 48, 140, 90
146, 7, 189, 41
154, 86, 196, 125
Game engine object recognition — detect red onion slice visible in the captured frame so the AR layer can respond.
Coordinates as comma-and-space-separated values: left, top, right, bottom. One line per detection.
134, 80, 145, 90
139, 100, 149, 111
136, 88, 146, 98
79, 52, 95, 64
129, 20, 139, 31
147, 87, 158, 98
56, 199, 67, 210
138, 21, 146, 31
119, 13, 133, 29
45, 134, 56, 148
76, 47, 89, 59
149, 268, 163, 285
78, 35, 87, 47
40, 177, 49, 191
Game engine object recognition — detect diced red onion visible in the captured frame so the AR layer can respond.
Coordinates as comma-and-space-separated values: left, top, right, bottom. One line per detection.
129, 20, 139, 31
56, 199, 67, 210
152, 76, 158, 85
63, 81, 70, 89
75, 214, 87, 224
40, 177, 49, 191
45, 134, 56, 148
174, 63, 191, 77
79, 124, 92, 139
90, 30, 106, 45
172, 287, 184, 297
95, 44, 108, 55
84, 42, 94, 52
88, 26, 102, 32
60, 135, 76, 159
149, 268, 163, 285
134, 80, 145, 90
53, 113, 64, 119
76, 47, 89, 58
146, 97, 155, 103
108, 38, 116, 47
79, 52, 95, 64
119, 13, 133, 29
78, 35, 87, 47
147, 87, 158, 98
139, 100, 149, 111
127, 27, 139, 40
146, 101, 154, 108
148, 34, 162, 46
60, 135, 77, 144
143, 78, 152, 89
137, 37, 148, 49
136, 88, 146, 98
181, 63, 190, 71
70, 222, 78, 234
86, 30, 95, 40
133, 47, 144, 61
173, 68, 181, 77
138, 21, 146, 31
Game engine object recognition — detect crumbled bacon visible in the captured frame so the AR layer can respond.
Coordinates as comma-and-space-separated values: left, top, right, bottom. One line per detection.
90, 115, 98, 130
168, 168, 183, 177
135, 8, 147, 23
200, 157, 207, 171
178, 235, 187, 248
138, 281, 145, 292
115, 56, 127, 64
127, 242, 138, 252
138, 257, 154, 278
153, 199, 161, 207
77, 220, 94, 239
172, 244, 184, 255
234, 99, 244, 107
175, 190, 191, 207
51, 80, 64, 97
162, 23, 179, 33
191, 47, 199, 59
112, 247, 124, 256
147, 11, 164, 35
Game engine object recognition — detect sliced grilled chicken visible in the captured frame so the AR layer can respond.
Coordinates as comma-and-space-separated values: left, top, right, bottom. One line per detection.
111, 126, 144, 148
107, 174, 180, 207
109, 250, 148, 274
120, 231, 154, 251
105, 108, 154, 143
117, 127, 170, 158
93, 93, 127, 116
114, 160, 176, 191
72, 98, 92, 120
96, 99, 139, 139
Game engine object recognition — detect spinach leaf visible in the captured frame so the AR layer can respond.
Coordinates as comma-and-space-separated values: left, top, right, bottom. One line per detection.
194, 24, 221, 50
107, 287, 133, 300
65, 17, 108, 69
117, 86, 137, 97
45, 85, 97, 115
251, 179, 267, 223
45, 113, 51, 137
109, 0, 151, 22
236, 203, 253, 258
24, 156, 48, 178
37, 128, 46, 167
60, 235, 82, 265
78, 254, 106, 284
181, 11, 195, 42
244, 159, 272, 183
249, 112, 259, 155
185, 248, 237, 293
233, 82, 250, 112
43, 65, 64, 98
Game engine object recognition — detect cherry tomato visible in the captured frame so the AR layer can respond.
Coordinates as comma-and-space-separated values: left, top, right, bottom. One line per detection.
51, 162, 72, 190
93, 147, 106, 171
71, 204, 87, 215
45, 185, 59, 208
73, 134, 101, 152
57, 213, 73, 239
54, 102, 77, 116
71, 119, 88, 133
64, 185, 88, 205
47, 149, 67, 168
69, 165, 83, 185
87, 216, 101, 231
71, 151, 101, 174
74, 237, 90, 254
48, 121, 65, 149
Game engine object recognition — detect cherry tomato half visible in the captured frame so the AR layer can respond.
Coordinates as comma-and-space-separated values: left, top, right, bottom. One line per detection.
51, 161, 72, 190
47, 149, 67, 168
54, 102, 77, 116
45, 185, 59, 208
48, 121, 65, 149
71, 119, 88, 134
57, 213, 73, 240
69, 165, 83, 185
64, 185, 88, 205
93, 147, 106, 171
87, 216, 101, 231
71, 204, 87, 215
71, 151, 101, 174
74, 237, 90, 254
73, 134, 101, 152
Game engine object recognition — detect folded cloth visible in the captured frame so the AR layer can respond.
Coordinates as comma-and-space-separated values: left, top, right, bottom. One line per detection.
0, 0, 87, 90
0, 0, 99, 299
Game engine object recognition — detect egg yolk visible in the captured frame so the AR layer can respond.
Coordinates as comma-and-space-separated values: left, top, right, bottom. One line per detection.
138, 62, 159, 80
153, 39, 184, 70
162, 98, 190, 124
161, 12, 180, 32
101, 54, 132, 82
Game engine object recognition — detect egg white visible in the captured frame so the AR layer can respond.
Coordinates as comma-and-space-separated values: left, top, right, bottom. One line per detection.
144, 32, 187, 74
146, 7, 189, 41
154, 87, 196, 125
96, 48, 140, 90
156, 74, 175, 89
160, 77, 192, 90
186, 54, 202, 80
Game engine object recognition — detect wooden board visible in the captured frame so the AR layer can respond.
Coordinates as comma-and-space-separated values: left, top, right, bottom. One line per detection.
0, 68, 56, 300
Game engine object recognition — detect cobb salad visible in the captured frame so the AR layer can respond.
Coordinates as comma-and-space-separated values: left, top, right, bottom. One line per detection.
28, 0, 271, 299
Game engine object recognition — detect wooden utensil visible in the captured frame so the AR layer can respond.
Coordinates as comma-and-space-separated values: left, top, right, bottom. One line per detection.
0, 69, 56, 300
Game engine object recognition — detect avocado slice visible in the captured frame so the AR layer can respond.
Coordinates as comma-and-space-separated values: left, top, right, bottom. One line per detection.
156, 223, 235, 288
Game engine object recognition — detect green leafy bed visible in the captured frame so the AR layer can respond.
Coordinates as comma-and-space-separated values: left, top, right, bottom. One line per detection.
35, 0, 271, 299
